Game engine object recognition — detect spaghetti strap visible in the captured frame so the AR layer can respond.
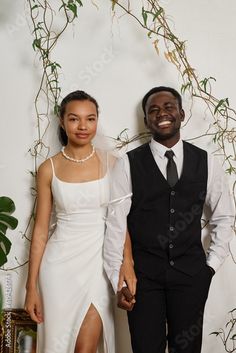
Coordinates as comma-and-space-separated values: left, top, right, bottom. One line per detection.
49, 158, 55, 176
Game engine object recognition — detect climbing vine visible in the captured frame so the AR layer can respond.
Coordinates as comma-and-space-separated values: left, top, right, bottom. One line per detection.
24, 0, 83, 236
3, 1, 236, 268
112, 1, 236, 175
1, 0, 83, 270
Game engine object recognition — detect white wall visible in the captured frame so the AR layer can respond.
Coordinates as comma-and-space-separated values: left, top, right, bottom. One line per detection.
0, 1, 236, 352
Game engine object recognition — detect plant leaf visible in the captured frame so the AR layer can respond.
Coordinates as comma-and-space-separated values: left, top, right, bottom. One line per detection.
0, 197, 16, 213
0, 214, 18, 230
67, 3, 78, 17
142, 7, 148, 26
0, 233, 11, 255
0, 233, 12, 266
75, 0, 83, 6
214, 99, 226, 114
0, 223, 7, 235
209, 331, 221, 336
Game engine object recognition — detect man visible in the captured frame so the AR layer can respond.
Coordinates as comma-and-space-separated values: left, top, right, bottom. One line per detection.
104, 86, 234, 353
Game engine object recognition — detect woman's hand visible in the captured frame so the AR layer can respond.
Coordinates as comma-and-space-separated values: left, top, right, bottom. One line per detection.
118, 259, 137, 296
25, 288, 44, 324
117, 259, 137, 311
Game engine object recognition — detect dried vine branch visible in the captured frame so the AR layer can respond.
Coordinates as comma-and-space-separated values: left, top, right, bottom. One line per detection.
210, 308, 236, 352
111, 0, 236, 176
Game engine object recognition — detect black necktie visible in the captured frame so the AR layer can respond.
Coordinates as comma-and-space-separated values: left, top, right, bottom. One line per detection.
165, 150, 178, 187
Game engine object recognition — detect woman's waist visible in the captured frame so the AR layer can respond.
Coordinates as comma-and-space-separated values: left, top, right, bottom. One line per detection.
56, 208, 106, 222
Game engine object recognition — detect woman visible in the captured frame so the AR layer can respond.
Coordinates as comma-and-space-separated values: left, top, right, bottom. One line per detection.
25, 90, 116, 353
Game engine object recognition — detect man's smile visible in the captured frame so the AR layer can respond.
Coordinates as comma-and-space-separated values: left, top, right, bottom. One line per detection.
157, 117, 175, 128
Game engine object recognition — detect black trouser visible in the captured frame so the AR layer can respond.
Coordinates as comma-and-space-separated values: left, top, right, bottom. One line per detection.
127, 265, 213, 353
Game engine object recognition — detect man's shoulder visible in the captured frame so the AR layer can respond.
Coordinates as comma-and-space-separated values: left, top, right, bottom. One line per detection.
127, 142, 150, 158
183, 141, 207, 156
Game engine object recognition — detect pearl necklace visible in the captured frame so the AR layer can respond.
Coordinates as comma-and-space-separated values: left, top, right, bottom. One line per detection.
61, 145, 95, 163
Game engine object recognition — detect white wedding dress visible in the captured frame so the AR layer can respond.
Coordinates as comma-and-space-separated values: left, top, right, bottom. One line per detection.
37, 153, 115, 353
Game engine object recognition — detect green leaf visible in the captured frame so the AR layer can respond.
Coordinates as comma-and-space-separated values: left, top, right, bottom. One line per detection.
31, 4, 39, 10
0, 199, 16, 263
32, 38, 41, 51
0, 214, 18, 230
75, 0, 83, 6
0, 197, 15, 213
181, 82, 192, 94
54, 104, 60, 116
0, 232, 12, 266
0, 249, 7, 267
0, 233, 12, 256
142, 7, 148, 26
32, 26, 44, 34
67, 3, 78, 17
214, 99, 226, 114
0, 223, 7, 235
199, 76, 216, 92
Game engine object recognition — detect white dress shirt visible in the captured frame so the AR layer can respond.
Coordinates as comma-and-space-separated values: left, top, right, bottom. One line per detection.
104, 139, 235, 293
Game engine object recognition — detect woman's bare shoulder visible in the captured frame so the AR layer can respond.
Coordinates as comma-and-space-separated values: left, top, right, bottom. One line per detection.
37, 152, 61, 179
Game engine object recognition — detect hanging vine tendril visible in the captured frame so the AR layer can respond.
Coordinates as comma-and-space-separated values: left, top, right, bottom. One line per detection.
1, 0, 83, 271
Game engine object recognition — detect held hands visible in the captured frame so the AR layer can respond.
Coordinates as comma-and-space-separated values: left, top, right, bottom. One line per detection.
24, 288, 44, 324
117, 259, 137, 311
117, 286, 135, 311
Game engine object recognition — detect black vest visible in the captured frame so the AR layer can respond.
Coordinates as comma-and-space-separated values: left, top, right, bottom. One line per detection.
127, 141, 208, 278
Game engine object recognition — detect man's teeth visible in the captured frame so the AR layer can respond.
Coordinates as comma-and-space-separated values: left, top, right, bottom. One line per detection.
158, 121, 172, 127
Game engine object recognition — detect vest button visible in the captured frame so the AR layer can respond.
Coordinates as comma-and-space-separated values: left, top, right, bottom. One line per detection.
169, 226, 174, 231
169, 244, 174, 249
171, 191, 176, 196
170, 260, 174, 266
170, 208, 175, 213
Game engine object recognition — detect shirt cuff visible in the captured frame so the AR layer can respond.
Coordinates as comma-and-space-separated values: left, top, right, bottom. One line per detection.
206, 254, 222, 273
110, 270, 120, 294
110, 269, 127, 293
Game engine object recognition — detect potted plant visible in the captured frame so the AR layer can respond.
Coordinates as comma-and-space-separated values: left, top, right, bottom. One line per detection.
0, 196, 18, 267
0, 196, 18, 315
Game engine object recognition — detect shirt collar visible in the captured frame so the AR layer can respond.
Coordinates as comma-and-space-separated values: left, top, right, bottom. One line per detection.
150, 138, 183, 160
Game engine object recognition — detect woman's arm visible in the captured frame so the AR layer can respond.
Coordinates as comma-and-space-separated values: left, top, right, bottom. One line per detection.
118, 230, 137, 295
25, 160, 53, 323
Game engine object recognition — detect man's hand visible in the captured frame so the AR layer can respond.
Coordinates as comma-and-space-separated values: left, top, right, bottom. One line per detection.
117, 286, 136, 311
